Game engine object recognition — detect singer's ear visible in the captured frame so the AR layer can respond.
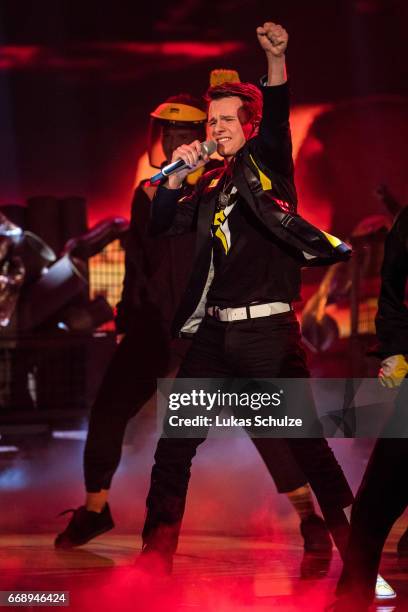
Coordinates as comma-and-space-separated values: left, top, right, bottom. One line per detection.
250, 121, 260, 136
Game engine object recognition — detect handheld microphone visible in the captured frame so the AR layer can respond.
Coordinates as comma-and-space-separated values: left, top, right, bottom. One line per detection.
150, 140, 216, 183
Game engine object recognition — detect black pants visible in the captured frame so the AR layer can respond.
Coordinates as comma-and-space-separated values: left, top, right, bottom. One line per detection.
83, 319, 171, 492
143, 313, 353, 554
83, 314, 306, 494
337, 382, 408, 603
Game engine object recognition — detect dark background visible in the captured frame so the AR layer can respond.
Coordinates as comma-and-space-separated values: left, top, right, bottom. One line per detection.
0, 0, 407, 231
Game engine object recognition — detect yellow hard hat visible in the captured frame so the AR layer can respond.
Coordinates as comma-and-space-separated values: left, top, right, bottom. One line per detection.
209, 69, 240, 87
150, 102, 206, 123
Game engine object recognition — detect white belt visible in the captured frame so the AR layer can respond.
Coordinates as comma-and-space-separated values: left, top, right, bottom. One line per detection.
207, 302, 291, 322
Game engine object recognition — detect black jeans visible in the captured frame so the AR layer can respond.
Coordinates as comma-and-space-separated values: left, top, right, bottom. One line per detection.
143, 313, 353, 554
83, 314, 307, 494
337, 382, 408, 603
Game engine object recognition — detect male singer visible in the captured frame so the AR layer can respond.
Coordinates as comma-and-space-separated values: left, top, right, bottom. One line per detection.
140, 22, 355, 573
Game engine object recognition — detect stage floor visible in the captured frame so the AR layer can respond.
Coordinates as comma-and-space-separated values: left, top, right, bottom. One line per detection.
0, 530, 407, 611
0, 436, 407, 610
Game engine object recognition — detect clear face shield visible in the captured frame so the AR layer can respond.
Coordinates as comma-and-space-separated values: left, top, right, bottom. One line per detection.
148, 102, 207, 169
148, 120, 206, 168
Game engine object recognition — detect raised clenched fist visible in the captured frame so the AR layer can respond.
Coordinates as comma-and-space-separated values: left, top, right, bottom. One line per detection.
256, 22, 288, 57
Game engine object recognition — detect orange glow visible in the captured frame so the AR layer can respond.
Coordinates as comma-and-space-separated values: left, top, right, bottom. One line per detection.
88, 239, 125, 312
290, 105, 329, 161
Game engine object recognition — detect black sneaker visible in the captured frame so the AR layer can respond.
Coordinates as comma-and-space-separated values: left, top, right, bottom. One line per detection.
300, 514, 333, 553
54, 503, 114, 549
397, 526, 408, 557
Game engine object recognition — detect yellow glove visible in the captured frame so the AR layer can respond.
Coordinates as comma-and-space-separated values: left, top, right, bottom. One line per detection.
379, 354, 408, 388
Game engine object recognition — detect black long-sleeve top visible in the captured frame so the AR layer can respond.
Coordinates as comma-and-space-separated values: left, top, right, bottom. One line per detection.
375, 206, 408, 357
115, 182, 195, 334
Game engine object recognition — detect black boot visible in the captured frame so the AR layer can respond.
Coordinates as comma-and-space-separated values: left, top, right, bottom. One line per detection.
136, 521, 180, 576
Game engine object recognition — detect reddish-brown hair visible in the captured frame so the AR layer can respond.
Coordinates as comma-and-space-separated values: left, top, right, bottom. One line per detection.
205, 82, 263, 127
